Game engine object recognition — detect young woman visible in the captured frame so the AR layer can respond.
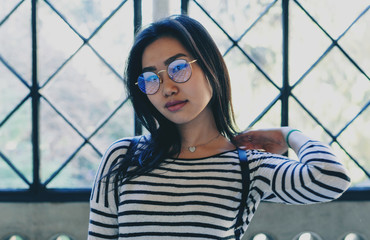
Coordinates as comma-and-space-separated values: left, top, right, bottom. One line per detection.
88, 15, 350, 240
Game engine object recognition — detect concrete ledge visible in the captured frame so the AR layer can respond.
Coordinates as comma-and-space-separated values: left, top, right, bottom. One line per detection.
0, 202, 89, 240
0, 201, 368, 240
244, 201, 370, 240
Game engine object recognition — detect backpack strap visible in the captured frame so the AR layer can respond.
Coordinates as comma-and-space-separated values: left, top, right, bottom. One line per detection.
235, 148, 250, 240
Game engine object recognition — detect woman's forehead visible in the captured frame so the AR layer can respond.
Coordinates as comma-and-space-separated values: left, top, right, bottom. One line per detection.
141, 37, 191, 67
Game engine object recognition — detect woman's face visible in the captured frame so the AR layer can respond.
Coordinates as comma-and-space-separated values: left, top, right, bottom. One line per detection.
141, 36, 213, 126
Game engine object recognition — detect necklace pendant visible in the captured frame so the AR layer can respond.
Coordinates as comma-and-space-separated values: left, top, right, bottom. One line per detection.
188, 146, 196, 152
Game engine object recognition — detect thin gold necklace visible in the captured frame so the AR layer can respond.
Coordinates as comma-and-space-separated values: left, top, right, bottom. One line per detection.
185, 133, 221, 153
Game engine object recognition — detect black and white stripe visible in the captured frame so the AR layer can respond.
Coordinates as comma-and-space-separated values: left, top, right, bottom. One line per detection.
88, 137, 350, 239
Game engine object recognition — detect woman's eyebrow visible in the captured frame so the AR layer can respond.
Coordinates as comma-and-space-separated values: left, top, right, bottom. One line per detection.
141, 53, 188, 72
142, 66, 156, 72
164, 53, 187, 66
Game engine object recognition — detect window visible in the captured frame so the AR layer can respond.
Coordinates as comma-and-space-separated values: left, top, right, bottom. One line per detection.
0, 0, 369, 201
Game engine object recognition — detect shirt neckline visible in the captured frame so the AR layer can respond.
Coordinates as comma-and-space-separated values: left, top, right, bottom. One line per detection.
168, 148, 238, 160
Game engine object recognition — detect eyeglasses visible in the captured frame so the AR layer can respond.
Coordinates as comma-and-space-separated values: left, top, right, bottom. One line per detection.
136, 59, 197, 95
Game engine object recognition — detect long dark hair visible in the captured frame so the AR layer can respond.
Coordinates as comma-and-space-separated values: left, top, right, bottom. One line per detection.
108, 15, 238, 184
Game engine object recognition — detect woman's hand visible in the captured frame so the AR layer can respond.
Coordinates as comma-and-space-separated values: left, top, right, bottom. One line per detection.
233, 128, 291, 154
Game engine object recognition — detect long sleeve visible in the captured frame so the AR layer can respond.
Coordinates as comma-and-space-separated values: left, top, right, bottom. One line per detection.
88, 138, 131, 239
248, 135, 351, 205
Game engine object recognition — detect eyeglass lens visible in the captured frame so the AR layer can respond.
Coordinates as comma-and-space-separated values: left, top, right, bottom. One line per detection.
137, 59, 193, 95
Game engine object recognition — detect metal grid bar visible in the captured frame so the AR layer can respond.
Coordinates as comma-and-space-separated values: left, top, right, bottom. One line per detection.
39, 44, 82, 89
330, 102, 369, 145
0, 55, 30, 88
30, 0, 41, 194
0, 151, 31, 186
281, 0, 289, 127
0, 0, 25, 26
181, 0, 189, 15
0, 93, 30, 128
134, 0, 143, 136
248, 95, 281, 128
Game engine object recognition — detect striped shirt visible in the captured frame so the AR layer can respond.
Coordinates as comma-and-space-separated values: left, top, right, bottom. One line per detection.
88, 136, 350, 239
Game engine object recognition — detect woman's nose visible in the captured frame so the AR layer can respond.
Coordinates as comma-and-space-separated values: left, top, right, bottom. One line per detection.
160, 73, 178, 97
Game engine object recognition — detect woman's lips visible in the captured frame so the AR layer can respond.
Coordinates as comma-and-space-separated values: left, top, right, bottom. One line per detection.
165, 100, 188, 112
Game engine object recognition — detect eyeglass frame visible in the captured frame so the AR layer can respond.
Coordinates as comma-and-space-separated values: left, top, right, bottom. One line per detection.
135, 59, 198, 95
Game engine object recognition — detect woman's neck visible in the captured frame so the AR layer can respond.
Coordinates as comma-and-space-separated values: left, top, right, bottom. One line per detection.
177, 108, 219, 147
176, 110, 235, 158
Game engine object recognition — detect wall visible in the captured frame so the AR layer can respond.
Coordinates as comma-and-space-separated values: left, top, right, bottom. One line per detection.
244, 201, 370, 240
0, 202, 89, 240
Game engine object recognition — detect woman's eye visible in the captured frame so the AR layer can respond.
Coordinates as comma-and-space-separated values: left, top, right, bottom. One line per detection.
147, 75, 157, 82
172, 63, 185, 72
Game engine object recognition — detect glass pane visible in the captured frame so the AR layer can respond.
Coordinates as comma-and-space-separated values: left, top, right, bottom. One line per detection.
142, 0, 181, 24
47, 0, 125, 39
0, 62, 30, 122
290, 98, 333, 143
188, 1, 234, 54
40, 45, 126, 136
0, 100, 32, 184
38, 0, 83, 85
332, 142, 368, 187
292, 48, 369, 134
0, 0, 31, 84
239, 3, 282, 87
0, 156, 29, 189
142, 0, 154, 26
289, 1, 332, 84
339, 10, 370, 77
296, 0, 369, 39
47, 144, 101, 188
252, 101, 281, 129
191, 0, 277, 39
90, 101, 135, 154
89, 0, 134, 75
0, 0, 23, 22
337, 108, 369, 186
225, 48, 280, 129
39, 98, 85, 184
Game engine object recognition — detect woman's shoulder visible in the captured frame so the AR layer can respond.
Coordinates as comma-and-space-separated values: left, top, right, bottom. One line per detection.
96, 135, 148, 170
103, 135, 149, 156
105, 137, 132, 153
